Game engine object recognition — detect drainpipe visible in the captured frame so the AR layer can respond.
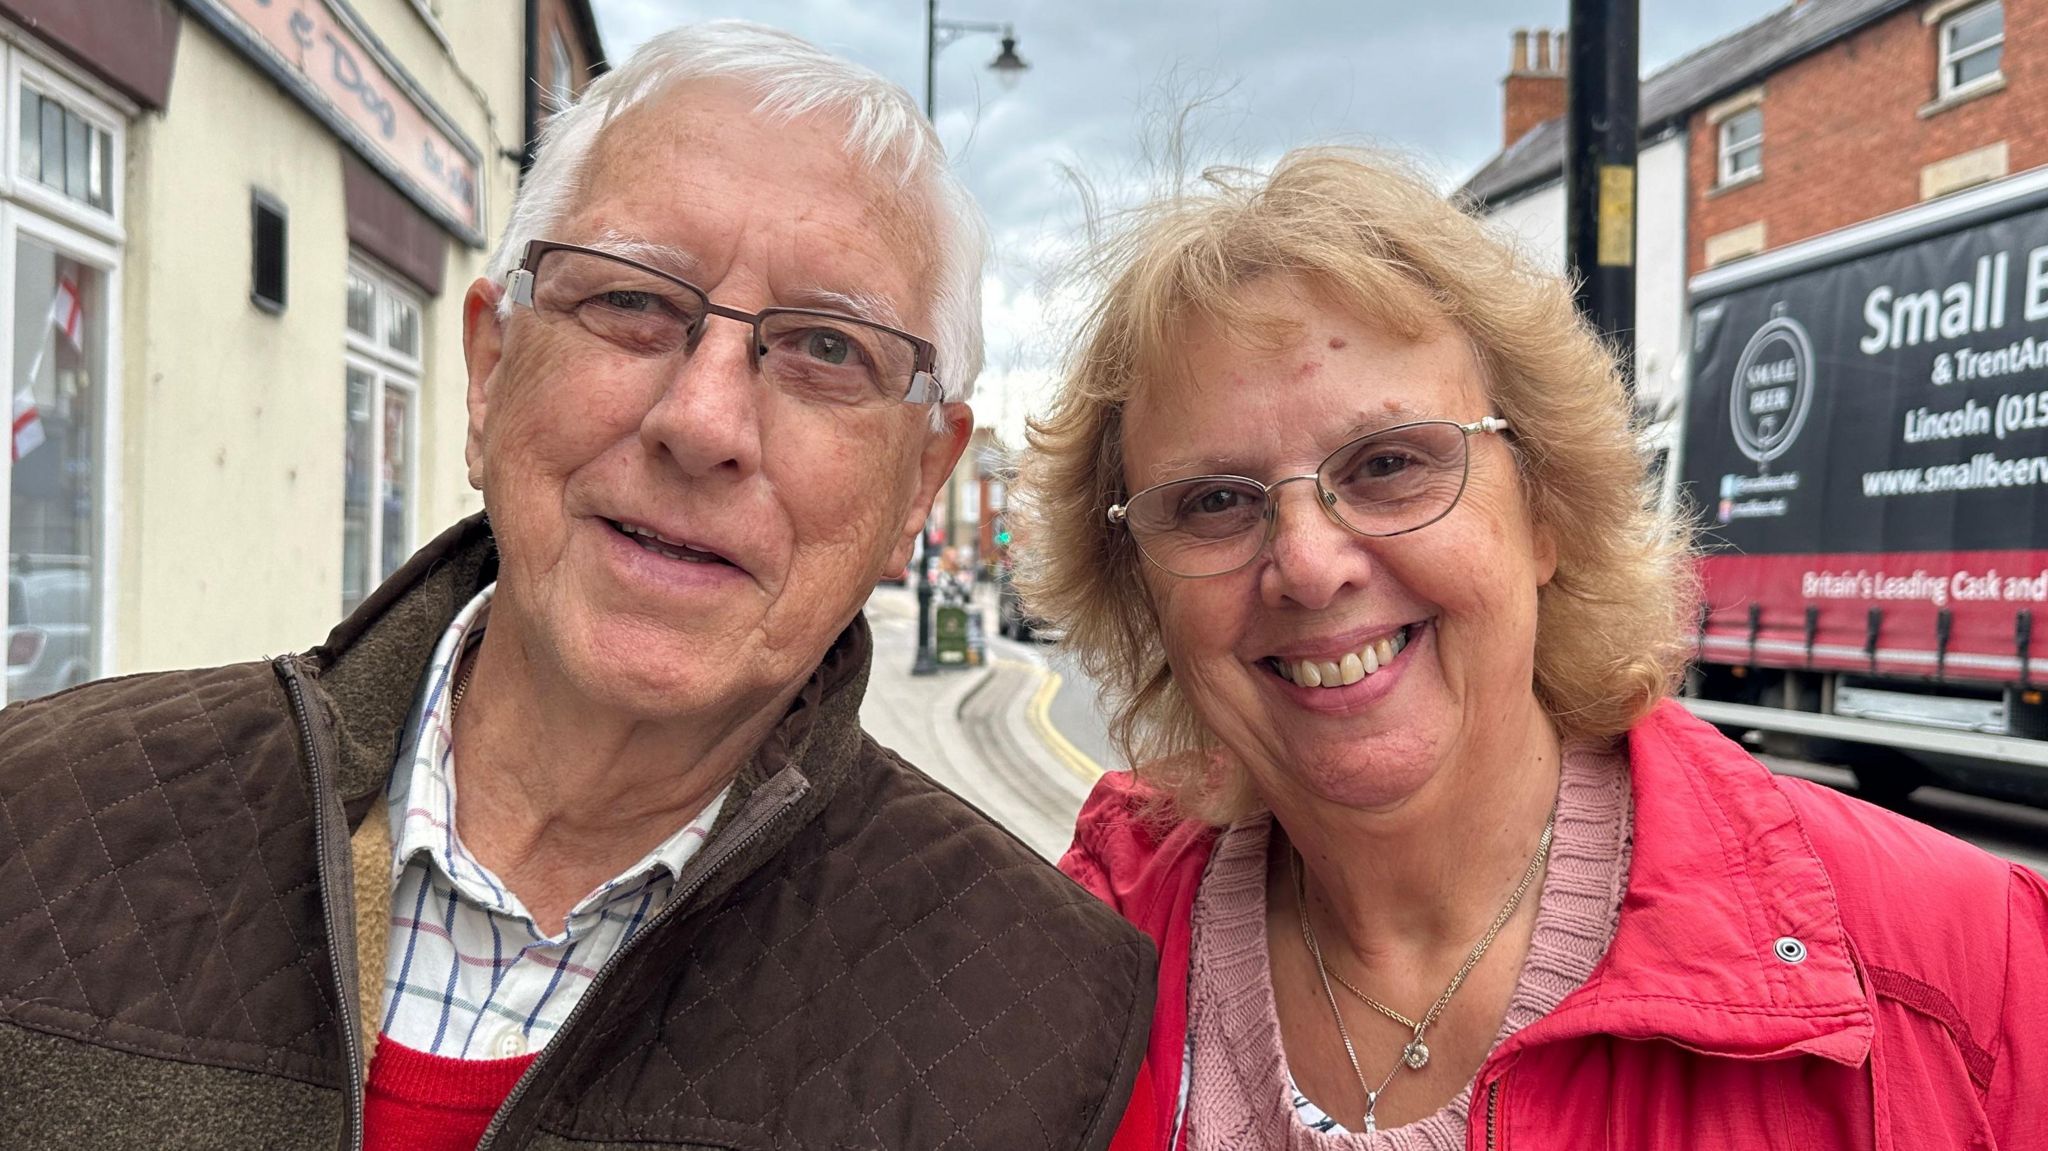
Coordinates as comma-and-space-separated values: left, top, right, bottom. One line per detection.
521, 0, 541, 171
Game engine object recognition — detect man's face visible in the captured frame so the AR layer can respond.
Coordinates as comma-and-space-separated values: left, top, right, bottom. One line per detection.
462, 80, 969, 720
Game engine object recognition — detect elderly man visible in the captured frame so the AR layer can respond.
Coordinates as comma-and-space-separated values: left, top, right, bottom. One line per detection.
0, 22, 1151, 1151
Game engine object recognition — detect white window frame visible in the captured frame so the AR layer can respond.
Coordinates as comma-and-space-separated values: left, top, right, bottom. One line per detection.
4, 45, 127, 247
0, 201, 126, 704
0, 29, 126, 704
1938, 1, 2004, 100
1717, 106, 1764, 186
342, 256, 422, 613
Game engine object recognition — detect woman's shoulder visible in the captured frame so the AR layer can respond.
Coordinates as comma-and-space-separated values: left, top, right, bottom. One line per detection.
1060, 770, 1220, 928
1772, 769, 2033, 950
1634, 699, 2031, 982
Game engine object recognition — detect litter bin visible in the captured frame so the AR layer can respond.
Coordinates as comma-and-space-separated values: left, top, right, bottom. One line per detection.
935, 604, 970, 666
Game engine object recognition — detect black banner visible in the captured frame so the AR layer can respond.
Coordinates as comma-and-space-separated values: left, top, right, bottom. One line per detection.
1683, 203, 2048, 556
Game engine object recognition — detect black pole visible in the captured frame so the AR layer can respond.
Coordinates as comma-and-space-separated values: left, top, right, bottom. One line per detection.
1565, 0, 1640, 393
520, 0, 541, 171
912, 0, 943, 676
926, 0, 939, 120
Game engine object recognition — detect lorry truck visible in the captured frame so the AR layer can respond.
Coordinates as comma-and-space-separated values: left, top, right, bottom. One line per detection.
1681, 167, 2048, 808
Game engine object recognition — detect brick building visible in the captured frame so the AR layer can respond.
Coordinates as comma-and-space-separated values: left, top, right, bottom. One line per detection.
1686, 0, 2033, 274
1462, 0, 2023, 485
1468, 0, 2030, 275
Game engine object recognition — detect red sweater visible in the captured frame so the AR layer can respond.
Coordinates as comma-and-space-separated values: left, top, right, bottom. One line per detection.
364, 1036, 537, 1151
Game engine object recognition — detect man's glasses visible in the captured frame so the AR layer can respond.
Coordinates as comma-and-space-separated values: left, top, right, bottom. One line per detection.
1106, 418, 1513, 578
505, 240, 942, 409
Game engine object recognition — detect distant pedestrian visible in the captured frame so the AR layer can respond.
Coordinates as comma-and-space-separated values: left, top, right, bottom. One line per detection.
0, 22, 1150, 1150
1022, 147, 2047, 1148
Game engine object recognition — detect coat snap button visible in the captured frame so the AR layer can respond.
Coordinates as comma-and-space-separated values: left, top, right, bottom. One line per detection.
1773, 936, 1807, 964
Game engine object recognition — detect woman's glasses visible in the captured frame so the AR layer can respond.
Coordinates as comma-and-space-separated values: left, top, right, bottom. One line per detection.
1106, 418, 1512, 578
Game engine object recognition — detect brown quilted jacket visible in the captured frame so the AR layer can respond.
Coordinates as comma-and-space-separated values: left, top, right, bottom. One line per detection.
0, 516, 1154, 1150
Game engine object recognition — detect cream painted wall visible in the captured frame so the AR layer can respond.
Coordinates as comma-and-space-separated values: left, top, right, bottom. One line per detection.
120, 26, 351, 670
114, 5, 528, 672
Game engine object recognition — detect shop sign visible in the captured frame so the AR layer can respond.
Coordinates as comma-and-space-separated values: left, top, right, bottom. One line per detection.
185, 0, 484, 246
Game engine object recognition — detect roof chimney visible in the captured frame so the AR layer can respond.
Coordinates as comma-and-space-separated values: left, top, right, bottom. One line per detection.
1501, 26, 1567, 149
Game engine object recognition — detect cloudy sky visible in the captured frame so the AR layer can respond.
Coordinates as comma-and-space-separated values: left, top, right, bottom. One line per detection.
589, 0, 1786, 443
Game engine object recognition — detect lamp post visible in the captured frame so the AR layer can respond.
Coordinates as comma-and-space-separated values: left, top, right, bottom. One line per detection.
1564, 0, 1639, 394
912, 2, 1028, 677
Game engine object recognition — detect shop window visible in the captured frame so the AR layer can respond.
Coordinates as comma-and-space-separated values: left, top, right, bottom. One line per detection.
16, 85, 114, 213
342, 259, 421, 614
8, 241, 105, 702
1939, 2, 2004, 98
1718, 106, 1763, 186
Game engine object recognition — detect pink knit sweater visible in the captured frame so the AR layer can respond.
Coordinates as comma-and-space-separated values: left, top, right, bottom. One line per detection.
1184, 739, 1632, 1150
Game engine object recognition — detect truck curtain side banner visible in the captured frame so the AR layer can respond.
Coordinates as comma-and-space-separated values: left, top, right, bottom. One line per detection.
1685, 201, 2048, 681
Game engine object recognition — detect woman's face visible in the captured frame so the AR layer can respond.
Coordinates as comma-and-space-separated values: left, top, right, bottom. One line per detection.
1120, 277, 1556, 812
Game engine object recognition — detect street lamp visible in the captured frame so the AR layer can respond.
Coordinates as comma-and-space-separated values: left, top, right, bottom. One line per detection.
923, 1, 1029, 119
912, 1, 1029, 677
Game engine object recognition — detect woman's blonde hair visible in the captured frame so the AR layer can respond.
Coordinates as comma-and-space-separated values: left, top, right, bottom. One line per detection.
1019, 147, 1697, 825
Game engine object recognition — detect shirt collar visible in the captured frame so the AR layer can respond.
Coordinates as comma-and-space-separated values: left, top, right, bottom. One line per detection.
384, 582, 732, 923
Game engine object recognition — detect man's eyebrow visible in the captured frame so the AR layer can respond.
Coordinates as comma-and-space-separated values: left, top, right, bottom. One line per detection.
784, 287, 907, 332
585, 230, 701, 278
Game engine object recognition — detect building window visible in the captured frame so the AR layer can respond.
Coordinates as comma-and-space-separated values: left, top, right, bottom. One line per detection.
1718, 106, 1763, 185
8, 241, 108, 703
16, 83, 115, 214
1939, 1, 2003, 98
548, 25, 576, 108
342, 259, 421, 614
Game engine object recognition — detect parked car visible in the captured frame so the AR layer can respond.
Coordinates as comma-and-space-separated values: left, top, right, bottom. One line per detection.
7, 568, 93, 703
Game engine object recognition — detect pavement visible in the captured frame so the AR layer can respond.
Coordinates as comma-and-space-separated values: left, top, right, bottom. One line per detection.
859, 581, 1110, 860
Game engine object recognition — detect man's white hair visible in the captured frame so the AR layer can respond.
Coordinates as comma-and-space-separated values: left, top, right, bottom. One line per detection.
486, 20, 987, 403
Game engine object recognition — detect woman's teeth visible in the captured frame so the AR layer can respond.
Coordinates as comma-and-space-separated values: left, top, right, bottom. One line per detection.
1277, 626, 1411, 689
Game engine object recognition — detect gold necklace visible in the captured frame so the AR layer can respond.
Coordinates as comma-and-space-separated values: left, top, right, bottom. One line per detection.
1290, 811, 1555, 1135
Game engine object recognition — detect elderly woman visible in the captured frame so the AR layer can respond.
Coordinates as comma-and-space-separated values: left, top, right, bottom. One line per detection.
1024, 149, 2047, 1149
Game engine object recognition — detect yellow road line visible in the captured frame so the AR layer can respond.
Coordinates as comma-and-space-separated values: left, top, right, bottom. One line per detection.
1021, 662, 1106, 784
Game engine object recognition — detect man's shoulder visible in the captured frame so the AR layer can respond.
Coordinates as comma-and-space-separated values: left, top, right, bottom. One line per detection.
0, 660, 295, 774
567, 735, 1156, 1150
843, 735, 1154, 948
0, 659, 340, 1083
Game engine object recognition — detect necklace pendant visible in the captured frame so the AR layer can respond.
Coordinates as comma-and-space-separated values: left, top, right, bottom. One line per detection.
1402, 1038, 1430, 1070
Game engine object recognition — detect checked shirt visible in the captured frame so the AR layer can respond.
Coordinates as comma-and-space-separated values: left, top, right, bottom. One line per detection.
378, 583, 728, 1060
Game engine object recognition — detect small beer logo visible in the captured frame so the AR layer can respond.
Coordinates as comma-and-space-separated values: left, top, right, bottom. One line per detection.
1729, 313, 1815, 466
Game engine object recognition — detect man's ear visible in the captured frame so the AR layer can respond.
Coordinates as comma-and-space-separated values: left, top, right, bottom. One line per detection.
461, 277, 507, 491
884, 403, 973, 577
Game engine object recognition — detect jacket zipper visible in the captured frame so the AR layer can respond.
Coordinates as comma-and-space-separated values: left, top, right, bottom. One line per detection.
277, 657, 366, 1151
1485, 1080, 1500, 1151
474, 768, 810, 1149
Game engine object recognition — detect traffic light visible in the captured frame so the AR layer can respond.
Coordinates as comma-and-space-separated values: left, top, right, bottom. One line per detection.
996, 529, 1012, 547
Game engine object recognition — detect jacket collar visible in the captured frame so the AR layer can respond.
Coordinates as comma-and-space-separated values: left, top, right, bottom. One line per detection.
303, 514, 875, 837
1493, 700, 1873, 1069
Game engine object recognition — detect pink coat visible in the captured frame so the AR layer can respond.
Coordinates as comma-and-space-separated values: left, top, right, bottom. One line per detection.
1060, 700, 2048, 1150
